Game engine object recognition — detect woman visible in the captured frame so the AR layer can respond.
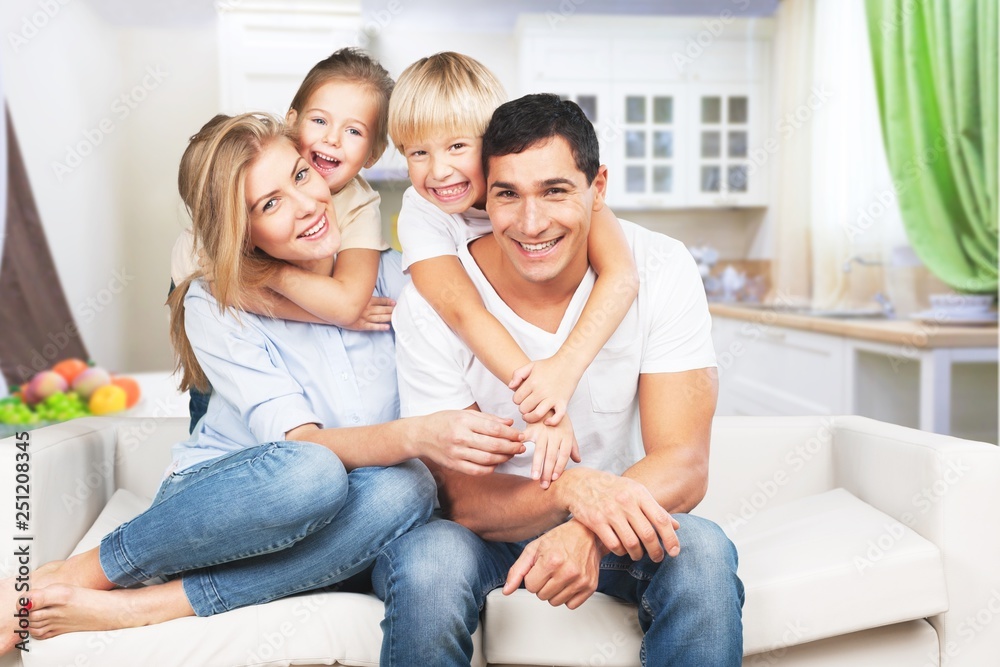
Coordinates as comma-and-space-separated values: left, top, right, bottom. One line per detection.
3, 113, 524, 646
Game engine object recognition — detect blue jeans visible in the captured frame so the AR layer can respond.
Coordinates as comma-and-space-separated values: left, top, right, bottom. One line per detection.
372, 515, 744, 666
100, 441, 435, 616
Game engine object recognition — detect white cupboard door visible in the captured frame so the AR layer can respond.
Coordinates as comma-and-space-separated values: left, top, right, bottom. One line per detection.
607, 83, 688, 209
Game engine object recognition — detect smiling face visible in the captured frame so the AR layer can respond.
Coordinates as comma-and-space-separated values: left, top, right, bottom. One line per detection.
245, 137, 340, 274
485, 136, 606, 286
404, 132, 487, 214
288, 80, 380, 194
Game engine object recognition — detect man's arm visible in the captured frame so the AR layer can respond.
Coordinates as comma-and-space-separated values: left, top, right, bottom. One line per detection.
545, 367, 715, 561
625, 366, 717, 511
439, 366, 716, 548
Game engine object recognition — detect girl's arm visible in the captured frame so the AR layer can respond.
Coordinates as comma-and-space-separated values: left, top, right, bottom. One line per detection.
250, 249, 392, 330
511, 204, 639, 424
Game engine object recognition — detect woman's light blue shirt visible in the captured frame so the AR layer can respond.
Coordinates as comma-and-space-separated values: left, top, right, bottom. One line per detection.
171, 250, 405, 473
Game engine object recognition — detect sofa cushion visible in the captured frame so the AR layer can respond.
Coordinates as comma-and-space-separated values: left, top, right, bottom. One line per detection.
730, 487, 948, 654
482, 488, 948, 664
25, 591, 391, 667
484, 589, 642, 667
41, 489, 486, 667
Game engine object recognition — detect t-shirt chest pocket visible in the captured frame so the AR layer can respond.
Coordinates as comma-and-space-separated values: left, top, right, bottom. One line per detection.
587, 340, 642, 413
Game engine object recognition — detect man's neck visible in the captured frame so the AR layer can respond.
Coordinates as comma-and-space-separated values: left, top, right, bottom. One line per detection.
467, 235, 589, 334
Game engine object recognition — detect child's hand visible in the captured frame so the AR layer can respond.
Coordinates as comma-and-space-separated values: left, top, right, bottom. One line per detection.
509, 356, 580, 426
523, 414, 582, 489
342, 297, 395, 332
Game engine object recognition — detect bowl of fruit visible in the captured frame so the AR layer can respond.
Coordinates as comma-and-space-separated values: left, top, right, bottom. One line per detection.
0, 359, 141, 438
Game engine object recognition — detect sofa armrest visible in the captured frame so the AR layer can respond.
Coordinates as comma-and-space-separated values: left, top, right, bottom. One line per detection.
830, 416, 1000, 667
696, 416, 837, 529
4, 418, 121, 566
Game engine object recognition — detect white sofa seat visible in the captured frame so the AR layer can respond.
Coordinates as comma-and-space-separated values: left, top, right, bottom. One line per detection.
1, 415, 997, 667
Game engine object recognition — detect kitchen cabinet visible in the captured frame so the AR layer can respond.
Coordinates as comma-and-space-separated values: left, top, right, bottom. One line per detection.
516, 15, 772, 209
712, 316, 848, 417
711, 307, 999, 443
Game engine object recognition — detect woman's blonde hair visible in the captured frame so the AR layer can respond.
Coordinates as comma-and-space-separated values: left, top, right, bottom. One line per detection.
387, 52, 507, 153
168, 112, 293, 392
289, 47, 394, 164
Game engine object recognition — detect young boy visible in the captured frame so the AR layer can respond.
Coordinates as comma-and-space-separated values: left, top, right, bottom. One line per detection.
388, 52, 639, 487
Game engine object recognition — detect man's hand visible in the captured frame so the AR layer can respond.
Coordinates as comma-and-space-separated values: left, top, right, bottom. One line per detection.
342, 296, 395, 332
504, 520, 604, 609
522, 414, 581, 489
555, 467, 680, 562
509, 355, 581, 425
412, 410, 525, 476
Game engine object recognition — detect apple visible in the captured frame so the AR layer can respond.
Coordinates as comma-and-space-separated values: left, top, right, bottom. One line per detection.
26, 371, 68, 405
72, 367, 112, 399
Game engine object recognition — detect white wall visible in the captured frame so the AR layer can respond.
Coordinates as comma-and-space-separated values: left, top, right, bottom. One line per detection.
116, 26, 219, 372
3, 0, 126, 372
1, 3, 218, 373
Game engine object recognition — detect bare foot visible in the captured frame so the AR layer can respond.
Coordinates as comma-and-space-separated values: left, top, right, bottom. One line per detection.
0, 575, 31, 653
29, 581, 193, 639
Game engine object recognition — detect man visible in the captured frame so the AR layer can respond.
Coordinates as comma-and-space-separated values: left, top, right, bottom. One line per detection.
374, 93, 744, 666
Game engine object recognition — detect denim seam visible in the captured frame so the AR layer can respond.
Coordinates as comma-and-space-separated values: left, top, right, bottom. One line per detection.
205, 513, 415, 615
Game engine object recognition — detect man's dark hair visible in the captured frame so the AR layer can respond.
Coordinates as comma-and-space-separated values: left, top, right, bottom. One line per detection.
481, 93, 600, 184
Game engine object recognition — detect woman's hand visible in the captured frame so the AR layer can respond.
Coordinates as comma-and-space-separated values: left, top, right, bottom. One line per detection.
411, 410, 525, 476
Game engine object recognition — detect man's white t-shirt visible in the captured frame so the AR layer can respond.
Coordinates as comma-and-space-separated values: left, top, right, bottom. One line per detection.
396, 186, 493, 272
393, 220, 717, 478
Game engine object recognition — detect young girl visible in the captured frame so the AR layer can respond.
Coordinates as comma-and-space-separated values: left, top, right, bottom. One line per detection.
388, 53, 640, 488
173, 47, 394, 329
4, 113, 523, 649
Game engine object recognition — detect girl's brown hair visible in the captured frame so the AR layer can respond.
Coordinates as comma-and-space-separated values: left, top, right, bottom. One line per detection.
168, 112, 293, 392
289, 47, 394, 164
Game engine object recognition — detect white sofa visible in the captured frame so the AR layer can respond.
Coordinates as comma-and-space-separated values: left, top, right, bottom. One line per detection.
2, 414, 998, 666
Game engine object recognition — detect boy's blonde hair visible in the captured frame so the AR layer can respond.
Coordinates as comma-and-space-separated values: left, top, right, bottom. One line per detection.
168, 112, 292, 392
388, 52, 506, 152
289, 47, 394, 163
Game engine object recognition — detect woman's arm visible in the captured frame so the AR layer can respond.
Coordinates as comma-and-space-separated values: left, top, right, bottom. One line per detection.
511, 205, 639, 423
285, 409, 524, 473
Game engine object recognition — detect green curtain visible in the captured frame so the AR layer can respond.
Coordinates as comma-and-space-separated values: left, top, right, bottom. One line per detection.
867, 0, 997, 293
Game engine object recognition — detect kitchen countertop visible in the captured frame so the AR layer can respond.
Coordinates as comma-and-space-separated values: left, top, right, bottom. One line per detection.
709, 303, 999, 349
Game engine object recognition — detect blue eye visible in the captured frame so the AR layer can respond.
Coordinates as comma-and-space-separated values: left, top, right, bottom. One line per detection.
295, 167, 309, 182
262, 198, 277, 212
311, 118, 326, 125
348, 128, 362, 136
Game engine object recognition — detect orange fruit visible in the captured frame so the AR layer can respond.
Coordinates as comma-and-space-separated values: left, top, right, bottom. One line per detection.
88, 385, 128, 415
111, 376, 141, 408
52, 359, 90, 385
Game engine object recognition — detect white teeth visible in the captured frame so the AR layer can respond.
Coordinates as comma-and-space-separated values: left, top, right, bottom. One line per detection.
519, 239, 558, 252
300, 216, 326, 237
314, 151, 340, 165
433, 184, 467, 197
